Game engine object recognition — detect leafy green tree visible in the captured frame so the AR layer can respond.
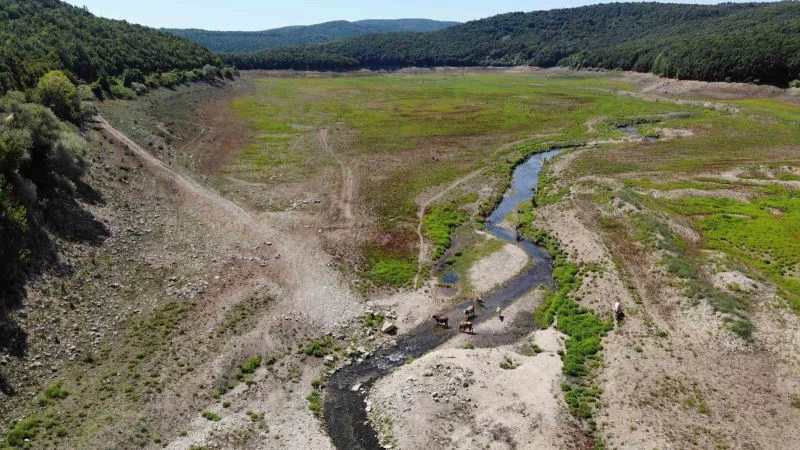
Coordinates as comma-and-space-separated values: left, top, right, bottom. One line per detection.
35, 71, 79, 123
122, 68, 145, 87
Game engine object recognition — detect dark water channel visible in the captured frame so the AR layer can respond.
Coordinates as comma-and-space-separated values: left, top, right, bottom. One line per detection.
323, 149, 564, 449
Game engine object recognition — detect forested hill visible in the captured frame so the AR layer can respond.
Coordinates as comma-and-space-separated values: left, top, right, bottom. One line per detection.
223, 2, 800, 85
0, 0, 220, 92
165, 19, 459, 53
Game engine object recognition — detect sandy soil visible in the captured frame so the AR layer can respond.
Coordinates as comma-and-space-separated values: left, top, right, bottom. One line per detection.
468, 242, 528, 295
369, 300, 570, 450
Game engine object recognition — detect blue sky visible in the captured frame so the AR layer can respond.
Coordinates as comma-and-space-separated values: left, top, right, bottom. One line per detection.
64, 0, 773, 31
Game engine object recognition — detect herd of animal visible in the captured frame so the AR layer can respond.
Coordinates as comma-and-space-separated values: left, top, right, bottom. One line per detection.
432, 296, 486, 334
431, 297, 624, 336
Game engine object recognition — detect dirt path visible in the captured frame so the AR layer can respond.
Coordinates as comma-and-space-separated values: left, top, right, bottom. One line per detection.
585, 116, 607, 133
97, 116, 251, 225
98, 116, 362, 449
413, 169, 484, 288
319, 128, 355, 224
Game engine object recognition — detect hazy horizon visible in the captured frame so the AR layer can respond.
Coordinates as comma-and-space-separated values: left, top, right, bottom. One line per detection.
63, 0, 776, 31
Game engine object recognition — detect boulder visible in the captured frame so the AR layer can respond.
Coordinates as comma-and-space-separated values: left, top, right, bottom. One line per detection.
381, 321, 397, 334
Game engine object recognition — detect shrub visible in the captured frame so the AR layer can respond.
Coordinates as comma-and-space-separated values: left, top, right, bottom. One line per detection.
304, 336, 337, 357
129, 82, 148, 96
240, 356, 262, 374
363, 312, 384, 329
108, 82, 135, 99
790, 79, 800, 88
5, 416, 42, 447
499, 355, 517, 370
122, 68, 145, 87
307, 390, 321, 417
201, 411, 221, 421
41, 383, 69, 400
35, 70, 80, 122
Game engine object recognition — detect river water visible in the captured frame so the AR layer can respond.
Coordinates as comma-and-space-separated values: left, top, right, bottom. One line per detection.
323, 148, 564, 449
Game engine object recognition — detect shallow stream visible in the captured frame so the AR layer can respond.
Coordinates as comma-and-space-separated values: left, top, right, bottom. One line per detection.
323, 149, 563, 449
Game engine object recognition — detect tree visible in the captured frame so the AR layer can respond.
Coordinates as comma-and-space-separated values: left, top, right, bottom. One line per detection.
122, 68, 144, 87
35, 71, 79, 123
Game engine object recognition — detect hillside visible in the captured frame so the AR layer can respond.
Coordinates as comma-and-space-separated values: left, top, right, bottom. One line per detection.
165, 19, 459, 53
223, 2, 800, 84
0, 0, 220, 92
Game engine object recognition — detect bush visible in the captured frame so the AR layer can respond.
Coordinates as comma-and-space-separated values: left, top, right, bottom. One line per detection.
363, 312, 384, 329
122, 68, 145, 87
108, 82, 135, 99
35, 70, 80, 123
304, 336, 337, 357
129, 82, 148, 96
307, 390, 321, 417
240, 356, 262, 374
790, 79, 800, 88
42, 383, 69, 400
201, 411, 221, 421
5, 416, 42, 447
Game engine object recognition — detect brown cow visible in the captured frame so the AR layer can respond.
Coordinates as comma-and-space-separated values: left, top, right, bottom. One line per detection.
459, 320, 473, 334
464, 305, 475, 319
432, 314, 449, 328
476, 296, 485, 308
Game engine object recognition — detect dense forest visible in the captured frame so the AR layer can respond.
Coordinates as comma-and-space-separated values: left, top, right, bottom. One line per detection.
222, 2, 800, 84
0, 0, 221, 93
0, 1, 236, 321
166, 19, 459, 53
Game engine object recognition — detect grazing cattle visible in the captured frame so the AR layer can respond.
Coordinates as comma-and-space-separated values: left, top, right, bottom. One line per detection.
476, 296, 485, 308
432, 314, 449, 328
613, 302, 624, 323
464, 305, 475, 319
459, 320, 473, 334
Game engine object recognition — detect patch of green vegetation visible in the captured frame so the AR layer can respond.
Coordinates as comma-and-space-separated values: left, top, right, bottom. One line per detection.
216, 292, 272, 337
624, 178, 729, 192
303, 336, 338, 358
664, 189, 800, 311
462, 343, 475, 350
240, 356, 262, 375
38, 383, 69, 406
562, 383, 603, 419
404, 356, 415, 365
306, 390, 322, 418
499, 355, 518, 370
367, 255, 417, 287
363, 312, 385, 330
201, 411, 221, 422
423, 204, 468, 260
3, 411, 65, 449
4, 416, 43, 448
530, 230, 613, 425
523, 343, 543, 356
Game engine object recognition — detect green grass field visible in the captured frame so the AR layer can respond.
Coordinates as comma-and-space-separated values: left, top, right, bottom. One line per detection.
230, 72, 706, 284
229, 72, 800, 293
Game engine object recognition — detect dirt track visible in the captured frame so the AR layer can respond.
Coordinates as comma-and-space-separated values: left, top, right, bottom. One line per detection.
98, 115, 363, 449
319, 128, 355, 224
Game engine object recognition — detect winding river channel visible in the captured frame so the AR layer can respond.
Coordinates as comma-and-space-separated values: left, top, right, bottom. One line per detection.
324, 148, 564, 449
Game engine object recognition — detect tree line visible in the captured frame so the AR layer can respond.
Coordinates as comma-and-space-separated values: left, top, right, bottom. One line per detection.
222, 2, 800, 85
0, 0, 223, 94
